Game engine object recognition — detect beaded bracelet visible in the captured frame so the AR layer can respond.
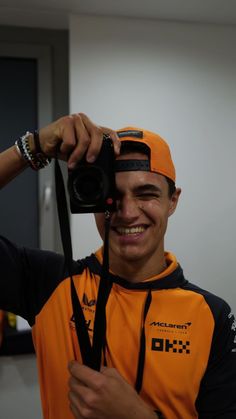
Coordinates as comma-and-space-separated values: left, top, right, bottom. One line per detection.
15, 131, 51, 171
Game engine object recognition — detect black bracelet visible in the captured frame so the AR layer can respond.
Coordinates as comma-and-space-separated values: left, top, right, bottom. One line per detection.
15, 132, 51, 171
34, 130, 44, 154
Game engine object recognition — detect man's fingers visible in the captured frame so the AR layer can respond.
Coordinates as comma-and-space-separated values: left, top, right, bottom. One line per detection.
80, 113, 121, 158
68, 361, 102, 389
58, 122, 77, 157
76, 114, 104, 163
101, 366, 125, 382
100, 125, 121, 156
77, 113, 104, 163
67, 115, 92, 167
67, 113, 104, 167
69, 390, 84, 419
39, 115, 77, 159
69, 402, 80, 419
39, 113, 119, 168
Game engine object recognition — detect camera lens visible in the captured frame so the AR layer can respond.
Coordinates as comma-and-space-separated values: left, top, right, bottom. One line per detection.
71, 166, 108, 206
68, 136, 116, 213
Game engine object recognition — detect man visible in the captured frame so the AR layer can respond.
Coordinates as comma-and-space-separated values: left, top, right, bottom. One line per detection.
0, 113, 236, 418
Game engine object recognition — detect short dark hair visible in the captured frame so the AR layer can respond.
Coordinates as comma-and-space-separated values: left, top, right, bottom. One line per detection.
166, 177, 176, 198
119, 141, 176, 198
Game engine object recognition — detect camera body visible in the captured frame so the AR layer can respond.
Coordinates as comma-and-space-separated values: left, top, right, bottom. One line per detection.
68, 136, 116, 213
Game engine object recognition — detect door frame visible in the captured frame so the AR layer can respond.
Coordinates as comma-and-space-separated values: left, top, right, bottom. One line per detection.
0, 27, 69, 251
0, 42, 54, 250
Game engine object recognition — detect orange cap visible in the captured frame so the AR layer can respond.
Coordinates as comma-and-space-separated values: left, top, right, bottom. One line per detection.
116, 127, 176, 183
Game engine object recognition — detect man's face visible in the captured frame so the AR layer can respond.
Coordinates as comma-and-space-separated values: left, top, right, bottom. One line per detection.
94, 152, 181, 277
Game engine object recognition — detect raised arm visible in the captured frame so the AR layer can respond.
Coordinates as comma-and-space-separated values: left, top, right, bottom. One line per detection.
0, 113, 120, 188
0, 144, 28, 188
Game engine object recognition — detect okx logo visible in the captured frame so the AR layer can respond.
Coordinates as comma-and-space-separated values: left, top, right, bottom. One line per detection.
152, 338, 190, 354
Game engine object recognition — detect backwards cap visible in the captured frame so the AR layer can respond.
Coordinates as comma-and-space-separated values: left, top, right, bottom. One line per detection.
116, 127, 176, 183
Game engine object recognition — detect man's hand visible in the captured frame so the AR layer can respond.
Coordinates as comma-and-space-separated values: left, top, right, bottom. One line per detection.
68, 361, 157, 419
39, 113, 120, 169
0, 112, 119, 188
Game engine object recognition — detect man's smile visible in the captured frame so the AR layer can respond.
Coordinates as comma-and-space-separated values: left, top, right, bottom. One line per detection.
112, 225, 147, 236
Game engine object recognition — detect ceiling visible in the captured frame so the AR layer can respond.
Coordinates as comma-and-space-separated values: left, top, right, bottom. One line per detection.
0, 0, 236, 30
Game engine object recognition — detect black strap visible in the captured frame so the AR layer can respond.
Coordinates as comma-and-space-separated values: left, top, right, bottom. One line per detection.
55, 158, 112, 370
55, 159, 93, 366
70, 280, 94, 366
54, 159, 73, 267
135, 288, 152, 393
91, 213, 112, 370
115, 159, 150, 172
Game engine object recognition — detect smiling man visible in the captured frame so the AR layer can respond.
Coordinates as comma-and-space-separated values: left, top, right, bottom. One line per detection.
95, 132, 180, 281
0, 113, 236, 419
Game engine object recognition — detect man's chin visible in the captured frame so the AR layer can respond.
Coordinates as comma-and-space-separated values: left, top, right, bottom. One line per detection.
110, 246, 145, 263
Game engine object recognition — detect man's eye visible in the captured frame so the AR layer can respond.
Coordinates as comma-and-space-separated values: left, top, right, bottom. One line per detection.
138, 193, 160, 199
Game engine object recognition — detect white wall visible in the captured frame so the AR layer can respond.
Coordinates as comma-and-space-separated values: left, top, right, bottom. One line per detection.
0, 355, 41, 419
69, 15, 236, 312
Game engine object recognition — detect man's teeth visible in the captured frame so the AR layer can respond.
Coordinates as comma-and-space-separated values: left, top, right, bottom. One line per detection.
116, 226, 145, 235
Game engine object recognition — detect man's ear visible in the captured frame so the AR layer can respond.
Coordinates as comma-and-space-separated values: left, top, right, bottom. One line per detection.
168, 187, 181, 217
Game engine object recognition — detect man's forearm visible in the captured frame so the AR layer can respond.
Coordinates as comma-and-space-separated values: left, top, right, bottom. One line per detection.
0, 145, 28, 188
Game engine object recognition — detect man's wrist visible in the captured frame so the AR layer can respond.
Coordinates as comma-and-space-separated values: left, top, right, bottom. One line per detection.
15, 131, 51, 170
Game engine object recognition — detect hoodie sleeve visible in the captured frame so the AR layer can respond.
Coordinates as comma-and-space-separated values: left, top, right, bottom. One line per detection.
0, 235, 67, 326
196, 298, 236, 418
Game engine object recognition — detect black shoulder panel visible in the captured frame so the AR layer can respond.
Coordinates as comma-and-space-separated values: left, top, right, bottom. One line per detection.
182, 282, 236, 417
78, 254, 102, 276
0, 235, 85, 326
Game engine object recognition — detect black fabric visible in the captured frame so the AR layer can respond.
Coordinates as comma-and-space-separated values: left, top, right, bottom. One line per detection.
81, 253, 188, 290
34, 130, 44, 154
55, 158, 114, 371
135, 288, 152, 393
0, 235, 73, 325
182, 283, 236, 418
54, 159, 73, 269
115, 159, 150, 172
91, 214, 113, 370
55, 158, 94, 367
70, 279, 93, 367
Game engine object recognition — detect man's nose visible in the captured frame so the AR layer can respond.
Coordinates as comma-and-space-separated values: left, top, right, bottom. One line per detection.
116, 195, 141, 220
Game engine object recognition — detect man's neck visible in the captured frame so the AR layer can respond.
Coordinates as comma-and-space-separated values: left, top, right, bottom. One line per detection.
109, 251, 167, 283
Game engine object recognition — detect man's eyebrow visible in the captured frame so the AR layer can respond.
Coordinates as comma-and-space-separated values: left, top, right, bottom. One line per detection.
133, 184, 162, 194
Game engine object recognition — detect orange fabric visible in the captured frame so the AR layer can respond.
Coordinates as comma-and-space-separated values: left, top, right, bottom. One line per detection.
117, 127, 176, 182
32, 253, 214, 419
95, 248, 178, 281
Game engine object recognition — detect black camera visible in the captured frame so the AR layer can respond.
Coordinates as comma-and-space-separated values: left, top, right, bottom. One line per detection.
68, 135, 116, 213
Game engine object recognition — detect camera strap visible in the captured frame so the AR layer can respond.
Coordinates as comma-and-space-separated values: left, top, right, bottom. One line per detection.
55, 158, 112, 371
91, 212, 113, 370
